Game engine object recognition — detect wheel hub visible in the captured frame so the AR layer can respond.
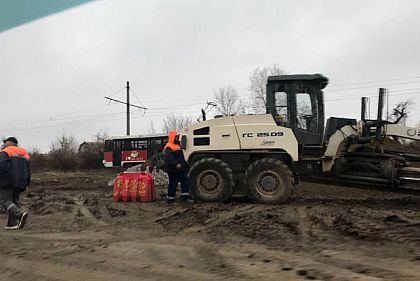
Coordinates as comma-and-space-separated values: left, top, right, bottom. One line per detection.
198, 170, 222, 194
202, 174, 218, 189
256, 171, 282, 196
260, 176, 277, 191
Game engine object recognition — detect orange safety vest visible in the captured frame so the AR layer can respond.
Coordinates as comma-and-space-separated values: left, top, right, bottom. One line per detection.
2, 146, 30, 160
164, 130, 181, 151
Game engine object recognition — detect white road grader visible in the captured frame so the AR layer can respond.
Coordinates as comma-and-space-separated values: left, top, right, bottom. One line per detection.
178, 74, 420, 204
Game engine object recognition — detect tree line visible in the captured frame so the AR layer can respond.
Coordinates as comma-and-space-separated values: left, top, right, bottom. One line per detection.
29, 130, 108, 171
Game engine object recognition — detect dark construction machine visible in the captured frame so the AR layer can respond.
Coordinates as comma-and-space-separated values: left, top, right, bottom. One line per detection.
179, 74, 420, 204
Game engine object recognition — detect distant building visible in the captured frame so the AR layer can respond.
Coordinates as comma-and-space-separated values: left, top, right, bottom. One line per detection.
78, 141, 103, 154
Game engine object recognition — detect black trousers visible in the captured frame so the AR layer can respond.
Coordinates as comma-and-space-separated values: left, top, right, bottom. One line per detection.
167, 171, 189, 199
0, 187, 22, 226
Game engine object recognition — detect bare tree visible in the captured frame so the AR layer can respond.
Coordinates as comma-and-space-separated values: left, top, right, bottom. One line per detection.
214, 86, 244, 116
50, 133, 78, 154
93, 129, 109, 142
148, 121, 157, 135
162, 114, 193, 133
249, 64, 285, 113
27, 147, 48, 171
389, 100, 414, 125
49, 133, 79, 170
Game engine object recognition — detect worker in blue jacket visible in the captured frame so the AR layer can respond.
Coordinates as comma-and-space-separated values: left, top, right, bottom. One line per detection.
0, 137, 30, 230
163, 130, 193, 204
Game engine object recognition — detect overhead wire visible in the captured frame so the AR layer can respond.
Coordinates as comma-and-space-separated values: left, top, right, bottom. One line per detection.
105, 87, 126, 98
140, 97, 210, 103
326, 90, 420, 102
0, 102, 112, 126
147, 102, 206, 111
4, 116, 128, 132
6, 75, 420, 134
0, 111, 127, 129
128, 88, 147, 109
3, 86, 131, 125
326, 81, 420, 92
328, 75, 420, 88
103, 76, 420, 109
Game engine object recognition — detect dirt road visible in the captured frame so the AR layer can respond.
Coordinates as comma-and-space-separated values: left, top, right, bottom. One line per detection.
0, 170, 420, 280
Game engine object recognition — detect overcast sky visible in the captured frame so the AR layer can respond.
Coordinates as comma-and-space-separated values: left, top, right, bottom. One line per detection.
0, 0, 419, 152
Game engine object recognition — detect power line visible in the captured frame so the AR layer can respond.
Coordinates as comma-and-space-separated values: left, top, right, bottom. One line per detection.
0, 112, 128, 131
106, 87, 126, 98
329, 75, 420, 88
102, 76, 420, 108
4, 116, 128, 132
326, 91, 420, 102
0, 107, 122, 127
1, 100, 206, 129
147, 102, 205, 110
327, 81, 420, 92
140, 97, 210, 103
135, 78, 420, 104
139, 111, 202, 118
325, 87, 420, 100
129, 88, 147, 108
37, 111, 126, 122
6, 75, 420, 132
104, 96, 147, 110
0, 103, 111, 126
8, 90, 412, 128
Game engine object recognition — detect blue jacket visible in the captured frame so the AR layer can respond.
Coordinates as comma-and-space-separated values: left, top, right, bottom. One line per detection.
0, 150, 31, 190
164, 147, 188, 174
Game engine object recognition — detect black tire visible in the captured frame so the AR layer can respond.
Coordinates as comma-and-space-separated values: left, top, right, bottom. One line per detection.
244, 158, 293, 204
188, 158, 233, 202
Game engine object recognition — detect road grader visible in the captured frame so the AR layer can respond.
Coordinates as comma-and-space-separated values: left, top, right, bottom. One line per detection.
178, 74, 420, 204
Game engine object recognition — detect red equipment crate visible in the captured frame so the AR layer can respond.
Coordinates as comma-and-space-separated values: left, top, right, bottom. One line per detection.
113, 172, 156, 202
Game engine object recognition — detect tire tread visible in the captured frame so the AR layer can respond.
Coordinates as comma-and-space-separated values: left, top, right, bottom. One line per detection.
244, 158, 293, 204
189, 158, 233, 202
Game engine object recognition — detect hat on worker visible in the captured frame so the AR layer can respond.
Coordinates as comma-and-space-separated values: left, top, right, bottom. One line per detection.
3, 137, 18, 144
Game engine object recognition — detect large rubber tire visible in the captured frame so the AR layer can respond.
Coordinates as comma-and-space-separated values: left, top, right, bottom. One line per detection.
244, 158, 293, 204
188, 158, 233, 203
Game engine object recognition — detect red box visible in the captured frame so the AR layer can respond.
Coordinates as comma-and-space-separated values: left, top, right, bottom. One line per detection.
113, 172, 156, 202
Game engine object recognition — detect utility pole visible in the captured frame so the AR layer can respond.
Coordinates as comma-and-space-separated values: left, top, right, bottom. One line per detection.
126, 81, 130, 135
104, 81, 147, 136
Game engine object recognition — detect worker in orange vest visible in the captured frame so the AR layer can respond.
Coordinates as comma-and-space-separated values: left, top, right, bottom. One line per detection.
163, 130, 193, 204
0, 137, 30, 229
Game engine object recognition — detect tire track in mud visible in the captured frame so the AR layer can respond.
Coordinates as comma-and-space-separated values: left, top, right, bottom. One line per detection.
295, 206, 313, 239
290, 196, 420, 210
0, 255, 141, 281
315, 250, 420, 280
68, 240, 234, 281
194, 245, 248, 279
155, 204, 262, 233
26, 195, 108, 227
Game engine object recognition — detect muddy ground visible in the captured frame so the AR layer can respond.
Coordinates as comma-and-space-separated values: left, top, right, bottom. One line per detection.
1, 170, 420, 280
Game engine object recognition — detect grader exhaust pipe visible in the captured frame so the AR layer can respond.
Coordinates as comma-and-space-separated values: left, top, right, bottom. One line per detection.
376, 88, 386, 142
361, 97, 368, 121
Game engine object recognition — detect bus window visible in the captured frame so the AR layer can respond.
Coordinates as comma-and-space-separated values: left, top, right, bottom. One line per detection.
122, 140, 131, 151
127, 140, 145, 150
103, 135, 167, 168
104, 140, 113, 152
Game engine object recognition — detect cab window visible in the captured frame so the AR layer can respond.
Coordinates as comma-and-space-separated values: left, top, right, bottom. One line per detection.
274, 91, 288, 126
296, 86, 318, 132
